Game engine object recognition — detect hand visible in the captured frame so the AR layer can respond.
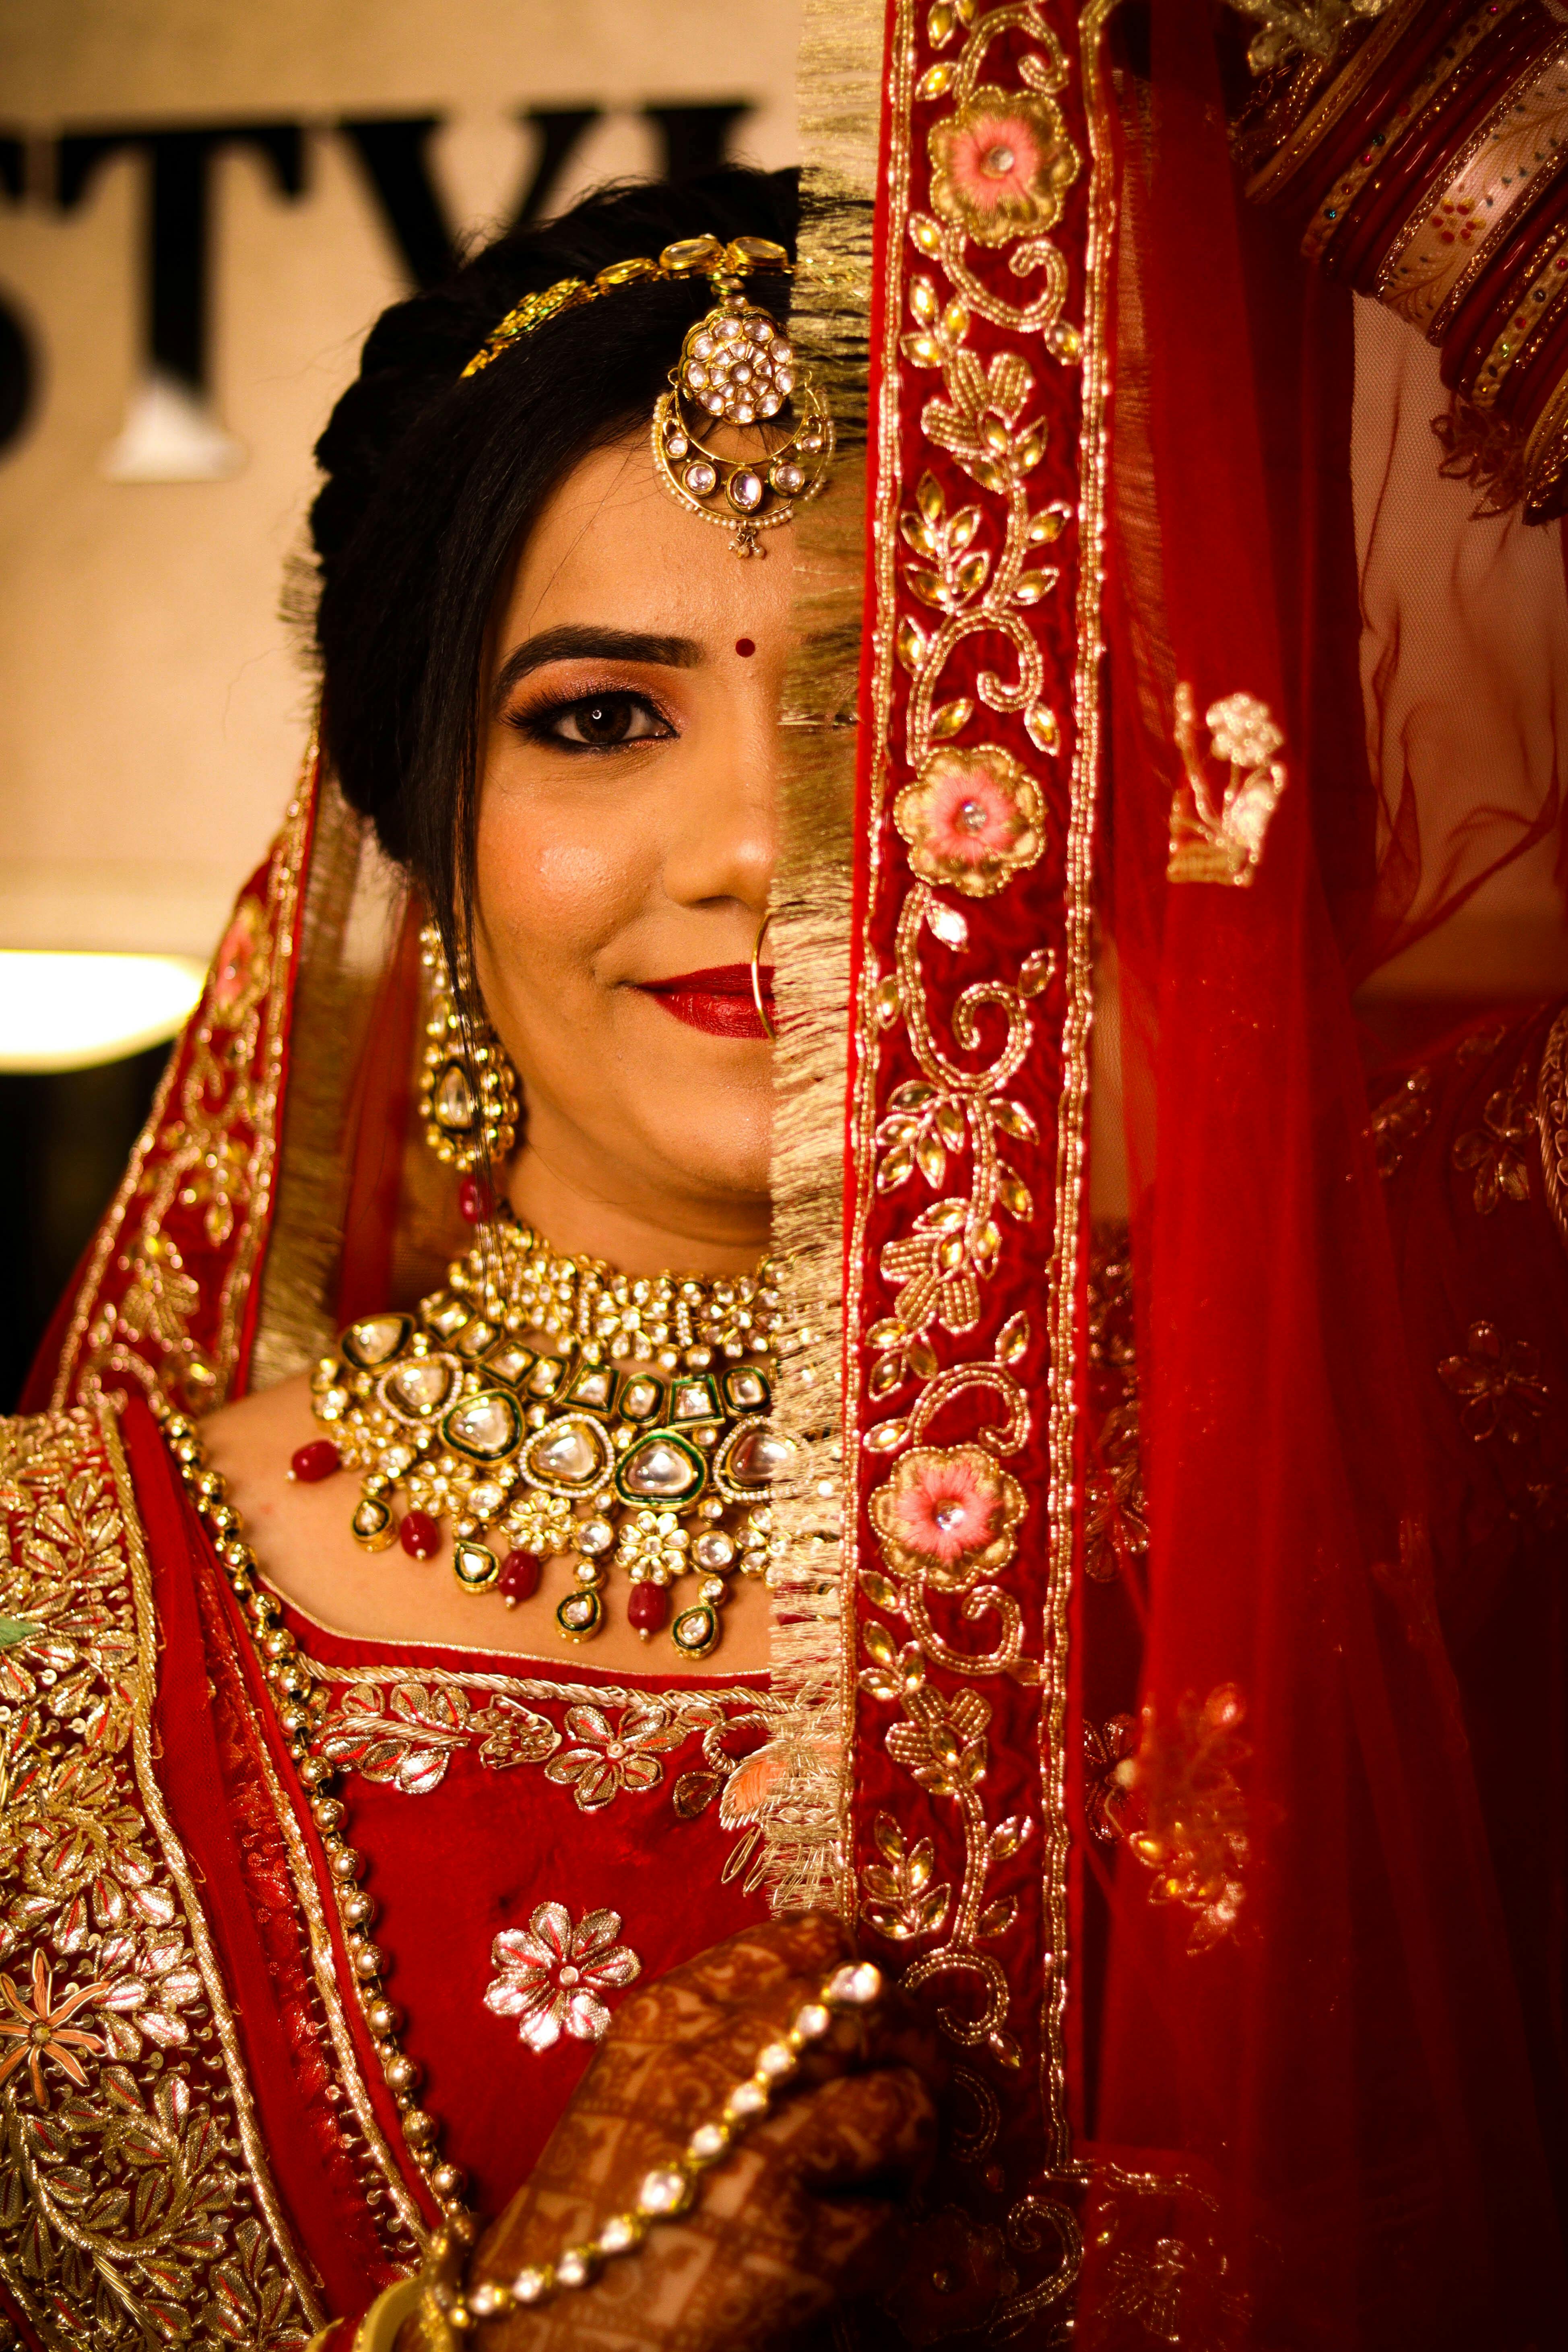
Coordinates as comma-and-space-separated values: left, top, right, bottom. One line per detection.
445, 1911, 945, 2350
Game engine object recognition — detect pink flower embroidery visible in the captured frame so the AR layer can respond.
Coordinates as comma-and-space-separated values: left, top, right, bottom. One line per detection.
869, 1443, 1025, 1591
483, 1901, 641, 2053
929, 87, 1080, 250
894, 746, 1044, 898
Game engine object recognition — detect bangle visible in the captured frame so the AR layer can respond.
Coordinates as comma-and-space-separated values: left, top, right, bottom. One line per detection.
418, 1960, 884, 2344
305, 2278, 425, 2352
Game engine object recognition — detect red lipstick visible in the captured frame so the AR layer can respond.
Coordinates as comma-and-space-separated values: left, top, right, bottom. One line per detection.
637, 963, 775, 1040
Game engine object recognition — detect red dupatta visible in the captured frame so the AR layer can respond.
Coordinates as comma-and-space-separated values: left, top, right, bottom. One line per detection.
22, 2, 1568, 2342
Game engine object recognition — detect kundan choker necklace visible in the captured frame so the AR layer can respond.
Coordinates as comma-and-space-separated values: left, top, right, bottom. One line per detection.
295, 1215, 790, 1659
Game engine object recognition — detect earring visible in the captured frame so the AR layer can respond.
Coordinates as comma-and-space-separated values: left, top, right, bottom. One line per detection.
418, 921, 520, 1172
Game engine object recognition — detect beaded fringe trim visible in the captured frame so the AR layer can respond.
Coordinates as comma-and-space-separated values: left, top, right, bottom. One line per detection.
759, 0, 885, 1914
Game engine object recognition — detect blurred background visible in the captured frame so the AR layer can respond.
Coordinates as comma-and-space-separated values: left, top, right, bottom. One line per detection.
0, 0, 799, 1403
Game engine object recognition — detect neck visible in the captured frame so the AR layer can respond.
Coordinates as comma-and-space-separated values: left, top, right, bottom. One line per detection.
503, 1144, 771, 1279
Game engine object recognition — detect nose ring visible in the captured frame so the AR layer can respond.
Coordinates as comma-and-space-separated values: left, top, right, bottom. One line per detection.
750, 910, 775, 1041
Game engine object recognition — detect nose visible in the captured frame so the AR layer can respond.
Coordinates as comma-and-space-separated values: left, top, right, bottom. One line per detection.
660, 685, 778, 918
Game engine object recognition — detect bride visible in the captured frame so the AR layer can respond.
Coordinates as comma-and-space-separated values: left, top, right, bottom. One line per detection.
6, 4, 1568, 2346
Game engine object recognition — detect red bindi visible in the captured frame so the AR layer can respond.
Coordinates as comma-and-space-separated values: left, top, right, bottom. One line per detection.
734, 637, 756, 658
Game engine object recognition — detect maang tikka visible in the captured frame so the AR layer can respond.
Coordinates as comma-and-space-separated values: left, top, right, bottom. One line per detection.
649, 235, 834, 556
418, 921, 520, 1175
460, 232, 834, 559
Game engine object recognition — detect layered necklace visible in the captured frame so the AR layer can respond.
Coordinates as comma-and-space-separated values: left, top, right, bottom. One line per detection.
296, 1214, 791, 1661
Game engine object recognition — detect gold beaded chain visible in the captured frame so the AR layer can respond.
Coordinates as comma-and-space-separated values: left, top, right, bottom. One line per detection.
159, 1403, 471, 2233
156, 1399, 884, 2341
415, 1956, 884, 2341
303, 1216, 795, 1660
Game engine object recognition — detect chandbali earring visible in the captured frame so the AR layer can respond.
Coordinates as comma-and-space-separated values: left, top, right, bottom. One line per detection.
418, 921, 520, 1180
650, 235, 834, 557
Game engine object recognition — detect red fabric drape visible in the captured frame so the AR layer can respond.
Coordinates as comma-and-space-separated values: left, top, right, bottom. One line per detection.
1079, 9, 1567, 2344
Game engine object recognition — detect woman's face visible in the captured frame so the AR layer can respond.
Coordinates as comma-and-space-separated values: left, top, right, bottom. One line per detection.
474, 429, 792, 1270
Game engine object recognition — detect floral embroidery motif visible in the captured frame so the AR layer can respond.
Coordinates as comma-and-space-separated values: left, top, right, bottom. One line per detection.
1084, 1232, 1145, 1586
316, 1681, 558, 1797
930, 85, 1079, 249
895, 746, 1045, 899
309, 1669, 764, 1811
858, 1631, 1030, 2064
483, 1902, 641, 2053
1115, 1685, 1250, 1952
1438, 1319, 1549, 1444
869, 1444, 1026, 1590
208, 895, 272, 1027
861, 1811, 951, 1944
1083, 1714, 1137, 1846
1452, 1056, 1535, 1213
543, 1700, 698, 1811
0, 1950, 111, 2102
1368, 1065, 1435, 1178
0, 1409, 316, 2344
1538, 1004, 1568, 1249
1167, 685, 1287, 887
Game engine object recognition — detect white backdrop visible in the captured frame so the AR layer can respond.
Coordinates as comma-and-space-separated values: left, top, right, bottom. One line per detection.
0, 0, 799, 957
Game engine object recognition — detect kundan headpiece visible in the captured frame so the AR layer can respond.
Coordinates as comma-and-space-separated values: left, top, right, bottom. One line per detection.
462, 233, 834, 555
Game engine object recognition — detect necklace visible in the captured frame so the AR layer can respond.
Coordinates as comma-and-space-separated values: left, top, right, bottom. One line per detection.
159, 1402, 889, 2331
298, 1215, 792, 1660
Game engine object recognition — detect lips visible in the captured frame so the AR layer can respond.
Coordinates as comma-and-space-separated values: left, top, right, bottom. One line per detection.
636, 963, 775, 1041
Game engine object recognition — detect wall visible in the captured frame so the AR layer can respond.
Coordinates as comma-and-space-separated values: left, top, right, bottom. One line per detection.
0, 0, 799, 957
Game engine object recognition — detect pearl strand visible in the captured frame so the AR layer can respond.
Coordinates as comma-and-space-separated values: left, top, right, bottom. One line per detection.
419, 1961, 886, 2343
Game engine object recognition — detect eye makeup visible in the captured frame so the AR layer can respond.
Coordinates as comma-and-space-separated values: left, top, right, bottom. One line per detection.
503, 685, 677, 752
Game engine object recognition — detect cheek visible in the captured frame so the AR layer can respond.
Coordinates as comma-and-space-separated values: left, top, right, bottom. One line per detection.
477, 800, 646, 970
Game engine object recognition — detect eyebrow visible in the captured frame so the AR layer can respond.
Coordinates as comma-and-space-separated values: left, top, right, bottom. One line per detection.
491, 625, 703, 708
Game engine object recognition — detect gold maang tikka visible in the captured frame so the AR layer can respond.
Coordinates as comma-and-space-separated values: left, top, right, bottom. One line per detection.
649, 237, 834, 557
460, 232, 834, 559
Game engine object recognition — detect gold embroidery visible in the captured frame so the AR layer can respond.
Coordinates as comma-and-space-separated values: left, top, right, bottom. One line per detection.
858, 1628, 1031, 2067
909, 5, 1082, 346
1167, 684, 1287, 888
1084, 1231, 1145, 1586
1115, 1684, 1251, 1953
306, 1663, 777, 1811
1536, 1005, 1568, 1249
54, 773, 314, 1415
1368, 1065, 1435, 1178
1085, 2159, 1252, 2347
482, 1903, 642, 2055
1083, 1714, 1136, 1845
1437, 1318, 1549, 1443
1452, 1053, 1535, 1213
0, 1407, 320, 2344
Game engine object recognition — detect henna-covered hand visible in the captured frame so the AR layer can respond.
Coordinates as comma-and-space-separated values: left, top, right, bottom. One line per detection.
413, 1912, 944, 2352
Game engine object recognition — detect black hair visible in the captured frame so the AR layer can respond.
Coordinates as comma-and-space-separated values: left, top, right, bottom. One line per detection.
309, 166, 799, 978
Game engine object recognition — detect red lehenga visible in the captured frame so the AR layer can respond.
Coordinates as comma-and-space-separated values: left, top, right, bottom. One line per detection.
6, 4, 1568, 2348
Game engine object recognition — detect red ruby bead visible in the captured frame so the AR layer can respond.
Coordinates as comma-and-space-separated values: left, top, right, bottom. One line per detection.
458, 1175, 489, 1225
290, 1440, 341, 1484
399, 1511, 442, 1561
627, 1583, 671, 1638
498, 1550, 541, 1605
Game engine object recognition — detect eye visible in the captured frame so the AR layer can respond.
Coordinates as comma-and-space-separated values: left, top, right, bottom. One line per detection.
518, 691, 673, 750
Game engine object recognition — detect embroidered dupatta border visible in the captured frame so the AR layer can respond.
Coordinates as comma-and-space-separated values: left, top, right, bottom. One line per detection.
774, 0, 1118, 2227
0, 1403, 322, 2344
48, 749, 321, 1414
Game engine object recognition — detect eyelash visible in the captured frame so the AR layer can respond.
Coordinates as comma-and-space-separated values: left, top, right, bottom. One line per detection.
505, 686, 676, 752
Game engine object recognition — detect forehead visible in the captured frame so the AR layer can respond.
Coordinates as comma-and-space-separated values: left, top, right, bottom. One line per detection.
501, 431, 796, 645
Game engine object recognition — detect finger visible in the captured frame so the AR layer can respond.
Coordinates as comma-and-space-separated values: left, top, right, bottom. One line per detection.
762, 2063, 942, 2201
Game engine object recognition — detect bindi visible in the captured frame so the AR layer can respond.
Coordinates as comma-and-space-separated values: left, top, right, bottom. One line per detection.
734, 638, 756, 658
